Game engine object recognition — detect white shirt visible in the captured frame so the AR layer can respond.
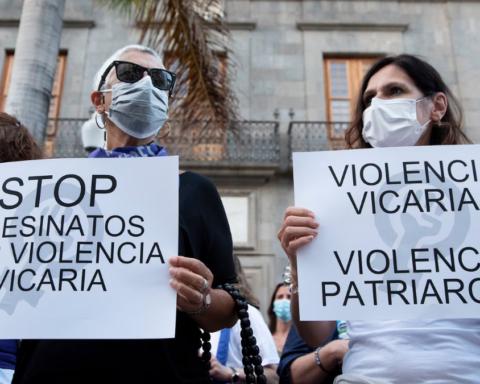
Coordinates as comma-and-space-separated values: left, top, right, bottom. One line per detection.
210, 305, 280, 368
0, 369, 14, 384
343, 319, 480, 384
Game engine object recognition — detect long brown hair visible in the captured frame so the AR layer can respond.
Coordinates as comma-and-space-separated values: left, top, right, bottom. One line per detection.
233, 255, 260, 308
267, 283, 284, 334
345, 54, 471, 149
0, 112, 44, 162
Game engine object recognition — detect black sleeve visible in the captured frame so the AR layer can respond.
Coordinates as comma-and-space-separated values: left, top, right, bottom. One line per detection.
179, 172, 237, 287
278, 324, 340, 383
278, 324, 316, 380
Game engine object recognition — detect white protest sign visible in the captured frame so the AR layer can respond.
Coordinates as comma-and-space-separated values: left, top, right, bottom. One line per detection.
0, 157, 178, 339
294, 145, 480, 321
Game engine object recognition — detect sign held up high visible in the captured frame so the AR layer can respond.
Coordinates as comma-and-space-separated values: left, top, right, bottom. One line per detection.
293, 146, 480, 321
0, 157, 179, 339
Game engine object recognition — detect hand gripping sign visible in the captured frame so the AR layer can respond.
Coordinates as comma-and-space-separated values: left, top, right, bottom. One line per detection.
293, 145, 480, 321
0, 157, 178, 338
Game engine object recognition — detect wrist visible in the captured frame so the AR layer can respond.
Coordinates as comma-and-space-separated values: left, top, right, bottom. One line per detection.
290, 256, 298, 271
291, 268, 298, 288
317, 345, 335, 372
329, 340, 347, 364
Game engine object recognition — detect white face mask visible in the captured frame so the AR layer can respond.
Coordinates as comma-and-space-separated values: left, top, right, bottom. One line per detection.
103, 76, 169, 139
362, 97, 431, 148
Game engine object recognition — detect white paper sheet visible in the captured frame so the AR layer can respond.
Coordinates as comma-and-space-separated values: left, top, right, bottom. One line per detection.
293, 146, 480, 321
0, 157, 178, 338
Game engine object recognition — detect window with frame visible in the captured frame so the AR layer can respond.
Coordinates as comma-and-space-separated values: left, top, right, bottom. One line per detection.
220, 190, 256, 251
324, 57, 377, 149
0, 51, 67, 156
0, 52, 14, 112
1, 51, 67, 118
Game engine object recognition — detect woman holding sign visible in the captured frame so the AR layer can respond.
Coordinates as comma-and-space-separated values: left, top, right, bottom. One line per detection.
278, 54, 479, 384
12, 45, 238, 384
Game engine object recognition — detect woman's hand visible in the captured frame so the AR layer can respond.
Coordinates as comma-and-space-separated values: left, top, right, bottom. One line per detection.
277, 207, 334, 349
318, 339, 349, 372
169, 256, 213, 313
277, 207, 319, 265
209, 355, 234, 382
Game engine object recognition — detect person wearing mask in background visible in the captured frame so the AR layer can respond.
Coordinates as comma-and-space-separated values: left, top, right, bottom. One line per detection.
12, 45, 238, 384
0, 112, 44, 384
209, 256, 279, 384
277, 54, 479, 384
268, 284, 293, 356
278, 321, 349, 384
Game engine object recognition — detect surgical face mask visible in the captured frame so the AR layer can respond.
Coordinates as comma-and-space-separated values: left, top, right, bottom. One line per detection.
273, 299, 291, 323
362, 97, 431, 148
103, 76, 169, 139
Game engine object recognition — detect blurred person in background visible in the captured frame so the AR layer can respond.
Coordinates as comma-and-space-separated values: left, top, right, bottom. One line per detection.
209, 255, 279, 384
0, 340, 17, 384
0, 112, 44, 383
278, 321, 349, 384
268, 284, 293, 356
0, 112, 43, 163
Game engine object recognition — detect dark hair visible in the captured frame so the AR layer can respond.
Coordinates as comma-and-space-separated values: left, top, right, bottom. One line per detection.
345, 54, 472, 148
233, 255, 260, 308
0, 112, 44, 162
267, 283, 284, 334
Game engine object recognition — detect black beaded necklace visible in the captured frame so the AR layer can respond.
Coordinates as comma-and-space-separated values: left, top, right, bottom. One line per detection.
200, 283, 267, 384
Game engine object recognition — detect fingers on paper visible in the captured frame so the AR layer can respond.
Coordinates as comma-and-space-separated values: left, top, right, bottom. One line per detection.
288, 236, 314, 252
169, 267, 209, 293
283, 206, 315, 220
169, 256, 213, 282
284, 216, 319, 229
282, 226, 318, 244
278, 216, 319, 241
170, 279, 203, 305
176, 295, 202, 312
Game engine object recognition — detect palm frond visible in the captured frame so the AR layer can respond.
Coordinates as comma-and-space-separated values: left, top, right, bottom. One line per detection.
98, 0, 240, 134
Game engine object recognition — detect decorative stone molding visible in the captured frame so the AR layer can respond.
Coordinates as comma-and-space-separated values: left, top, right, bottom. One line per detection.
297, 22, 409, 32
226, 21, 257, 31
0, 19, 95, 28
181, 162, 278, 187
251, 0, 480, 2
136, 20, 256, 31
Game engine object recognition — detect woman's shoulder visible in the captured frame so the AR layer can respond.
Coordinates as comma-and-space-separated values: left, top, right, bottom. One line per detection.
180, 171, 215, 187
179, 171, 220, 198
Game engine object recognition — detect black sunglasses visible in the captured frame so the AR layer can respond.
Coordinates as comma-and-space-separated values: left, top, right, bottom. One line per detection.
98, 60, 177, 97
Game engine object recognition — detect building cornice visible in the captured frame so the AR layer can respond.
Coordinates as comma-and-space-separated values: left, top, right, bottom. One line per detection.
226, 21, 257, 31
297, 22, 409, 32
0, 19, 95, 28
137, 20, 256, 31
251, 0, 480, 2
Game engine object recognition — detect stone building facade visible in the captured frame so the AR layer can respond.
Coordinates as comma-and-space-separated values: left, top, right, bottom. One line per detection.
1, 0, 480, 317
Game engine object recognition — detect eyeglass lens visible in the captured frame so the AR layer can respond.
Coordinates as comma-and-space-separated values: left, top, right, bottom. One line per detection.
116, 63, 143, 83
151, 69, 172, 90
116, 63, 172, 90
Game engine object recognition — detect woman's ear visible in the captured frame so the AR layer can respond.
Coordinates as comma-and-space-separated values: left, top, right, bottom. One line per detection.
431, 92, 447, 123
91, 91, 105, 113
